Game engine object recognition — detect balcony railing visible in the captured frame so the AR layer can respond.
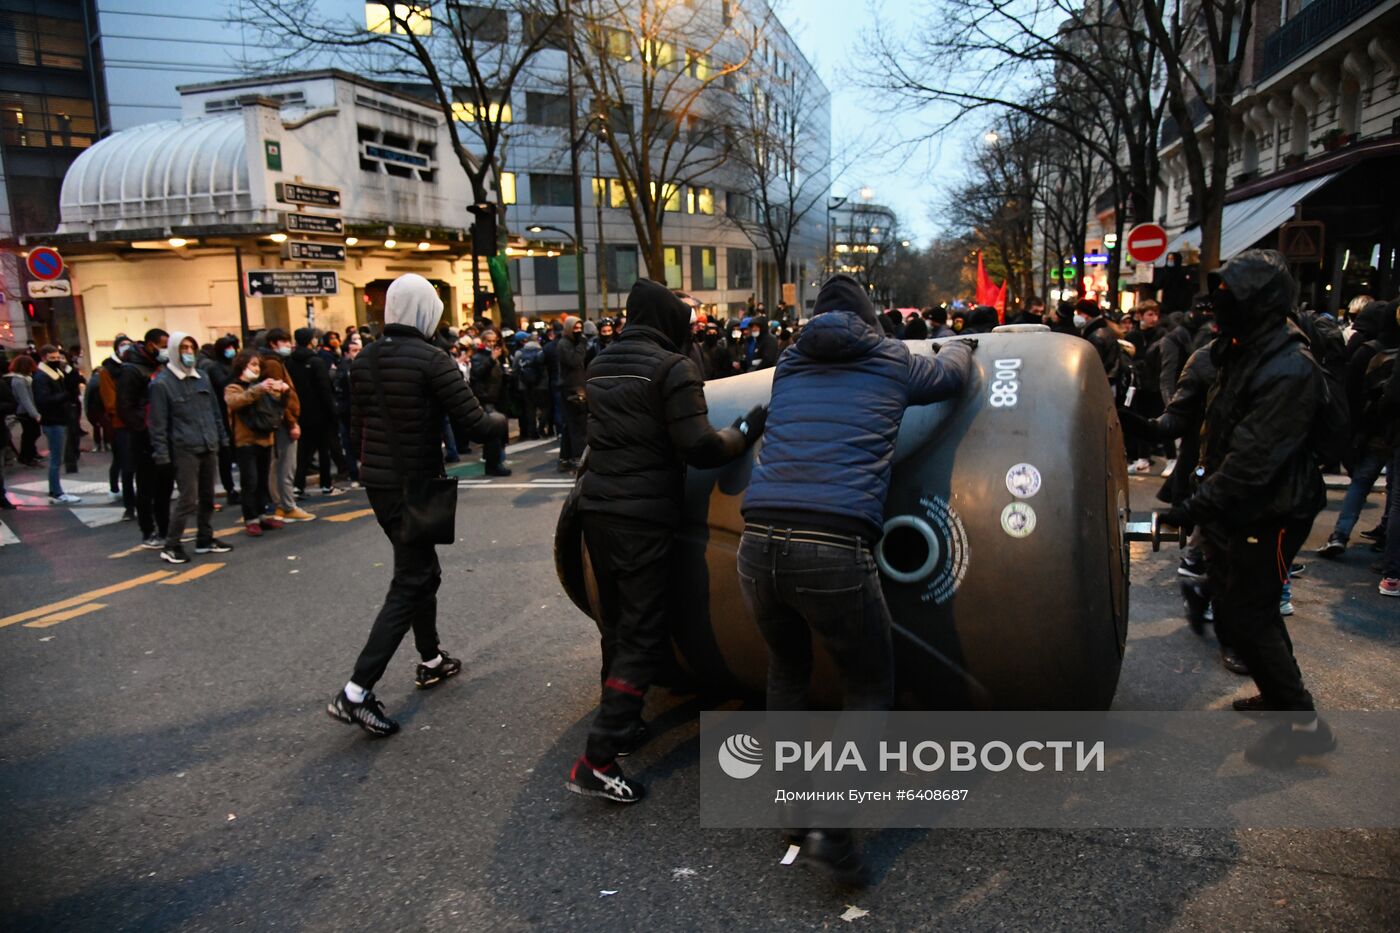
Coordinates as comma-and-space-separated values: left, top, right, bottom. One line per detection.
1258, 0, 1386, 81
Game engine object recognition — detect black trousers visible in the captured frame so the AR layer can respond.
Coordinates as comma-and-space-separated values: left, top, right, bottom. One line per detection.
737, 526, 894, 712
350, 486, 444, 690
17, 415, 40, 463
295, 421, 333, 492
218, 443, 236, 495
1201, 519, 1314, 710
561, 393, 588, 461
582, 513, 674, 765
236, 444, 271, 522
132, 433, 173, 539
110, 427, 135, 508
481, 404, 505, 470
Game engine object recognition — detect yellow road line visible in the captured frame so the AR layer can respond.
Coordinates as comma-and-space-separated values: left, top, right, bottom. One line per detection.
159, 563, 225, 585
0, 571, 175, 629
323, 508, 375, 523
25, 603, 108, 629
107, 542, 149, 559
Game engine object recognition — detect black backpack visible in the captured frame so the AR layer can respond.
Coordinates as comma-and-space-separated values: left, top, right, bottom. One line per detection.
516, 345, 544, 389
238, 387, 285, 434
1306, 347, 1351, 465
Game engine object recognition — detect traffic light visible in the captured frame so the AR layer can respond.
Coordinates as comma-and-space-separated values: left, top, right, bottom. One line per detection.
24, 301, 36, 318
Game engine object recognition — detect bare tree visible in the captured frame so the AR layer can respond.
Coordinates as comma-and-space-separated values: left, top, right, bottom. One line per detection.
236, 0, 568, 314
564, 0, 761, 280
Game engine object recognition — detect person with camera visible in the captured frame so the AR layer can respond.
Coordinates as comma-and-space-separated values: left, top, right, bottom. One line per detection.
327, 274, 506, 738
225, 350, 290, 537
566, 279, 767, 805
737, 273, 975, 884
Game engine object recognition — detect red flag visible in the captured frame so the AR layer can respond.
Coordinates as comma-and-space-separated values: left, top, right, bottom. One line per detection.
994, 281, 1007, 323
976, 252, 998, 306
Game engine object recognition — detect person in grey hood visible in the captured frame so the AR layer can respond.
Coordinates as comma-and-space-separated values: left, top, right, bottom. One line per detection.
557, 314, 589, 470
149, 331, 233, 564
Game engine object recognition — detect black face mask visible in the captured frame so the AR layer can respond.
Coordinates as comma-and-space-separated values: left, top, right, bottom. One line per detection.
703, 332, 719, 346
1213, 288, 1247, 336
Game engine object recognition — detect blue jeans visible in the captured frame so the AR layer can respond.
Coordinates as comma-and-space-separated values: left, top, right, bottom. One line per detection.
1332, 447, 1394, 541
42, 425, 66, 496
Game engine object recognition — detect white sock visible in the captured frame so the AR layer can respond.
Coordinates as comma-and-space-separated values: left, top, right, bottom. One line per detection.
344, 681, 367, 703
1292, 717, 1319, 732
421, 654, 442, 669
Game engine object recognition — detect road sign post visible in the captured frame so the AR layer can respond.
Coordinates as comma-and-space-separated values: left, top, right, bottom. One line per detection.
244, 270, 339, 298
283, 213, 345, 236
1125, 224, 1169, 265
275, 182, 342, 209
286, 241, 346, 264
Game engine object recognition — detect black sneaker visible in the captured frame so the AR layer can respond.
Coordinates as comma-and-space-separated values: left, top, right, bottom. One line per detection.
0, 495, 14, 511
1316, 535, 1345, 559
140, 534, 163, 549
1176, 554, 1208, 579
615, 719, 651, 758
1288, 561, 1307, 577
160, 546, 191, 565
1370, 536, 1387, 553
485, 465, 513, 477
326, 689, 400, 736
1233, 694, 1275, 712
1245, 719, 1336, 767
567, 756, 645, 803
796, 830, 870, 887
1359, 525, 1385, 541
195, 539, 233, 554
1219, 647, 1249, 675
121, 508, 136, 522
414, 650, 462, 689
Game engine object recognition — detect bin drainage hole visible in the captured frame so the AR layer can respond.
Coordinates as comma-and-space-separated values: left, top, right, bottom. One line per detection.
876, 516, 940, 584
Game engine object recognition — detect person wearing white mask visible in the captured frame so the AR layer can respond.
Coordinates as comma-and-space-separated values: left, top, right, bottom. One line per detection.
148, 332, 233, 565
327, 273, 506, 737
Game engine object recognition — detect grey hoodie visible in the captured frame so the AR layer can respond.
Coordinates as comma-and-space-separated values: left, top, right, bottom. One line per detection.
385, 273, 444, 338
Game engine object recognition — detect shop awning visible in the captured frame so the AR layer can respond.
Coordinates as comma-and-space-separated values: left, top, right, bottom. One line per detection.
1164, 172, 1339, 261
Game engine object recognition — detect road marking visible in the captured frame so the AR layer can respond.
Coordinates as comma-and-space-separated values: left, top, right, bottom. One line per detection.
0, 521, 17, 547
324, 508, 375, 523
24, 603, 107, 629
506, 437, 560, 453
160, 563, 225, 584
14, 480, 113, 496
72, 507, 128, 528
0, 570, 175, 629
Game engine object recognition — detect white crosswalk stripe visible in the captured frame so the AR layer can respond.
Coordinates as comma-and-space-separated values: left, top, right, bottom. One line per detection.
0, 521, 17, 547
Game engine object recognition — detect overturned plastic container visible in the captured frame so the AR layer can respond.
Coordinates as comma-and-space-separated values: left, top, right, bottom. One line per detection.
557, 331, 1129, 710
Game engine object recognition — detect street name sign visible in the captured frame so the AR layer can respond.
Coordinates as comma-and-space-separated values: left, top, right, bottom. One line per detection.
283, 213, 345, 236
27, 278, 71, 298
244, 270, 339, 297
275, 182, 342, 209
286, 241, 346, 264
1125, 223, 1169, 264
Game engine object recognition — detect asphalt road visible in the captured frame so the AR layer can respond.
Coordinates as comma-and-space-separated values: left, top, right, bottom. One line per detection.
1, 443, 1397, 931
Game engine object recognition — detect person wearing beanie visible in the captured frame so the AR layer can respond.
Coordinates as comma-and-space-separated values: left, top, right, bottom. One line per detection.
327, 273, 507, 737
287, 326, 343, 497
557, 313, 589, 470
147, 332, 232, 564
737, 273, 975, 883
567, 278, 767, 804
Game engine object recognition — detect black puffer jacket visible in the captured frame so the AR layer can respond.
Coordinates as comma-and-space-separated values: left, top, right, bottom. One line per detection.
578, 279, 746, 527
350, 324, 501, 488
287, 345, 337, 427
1185, 250, 1326, 529
117, 344, 161, 435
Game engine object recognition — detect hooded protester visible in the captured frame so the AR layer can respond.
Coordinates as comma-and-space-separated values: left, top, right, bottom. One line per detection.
700, 320, 731, 379
198, 335, 241, 506
118, 328, 175, 546
903, 313, 929, 340
743, 316, 779, 372
1160, 250, 1334, 759
557, 314, 589, 470
329, 273, 506, 737
567, 278, 766, 805
287, 326, 343, 497
512, 330, 549, 440
737, 274, 975, 882
91, 334, 135, 515
148, 331, 232, 564
33, 344, 80, 503
965, 305, 1001, 335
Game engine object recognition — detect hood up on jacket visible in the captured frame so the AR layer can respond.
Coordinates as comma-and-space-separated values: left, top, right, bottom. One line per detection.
624, 278, 691, 350
165, 330, 199, 379
385, 273, 444, 338
811, 274, 877, 326
1212, 249, 1297, 339
1353, 299, 1390, 343
562, 314, 581, 341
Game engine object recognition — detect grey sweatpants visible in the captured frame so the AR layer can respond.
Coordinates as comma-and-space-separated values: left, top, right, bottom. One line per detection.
270, 425, 299, 511
167, 448, 216, 548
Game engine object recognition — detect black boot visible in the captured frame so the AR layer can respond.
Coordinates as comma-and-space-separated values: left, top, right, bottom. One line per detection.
797, 830, 869, 887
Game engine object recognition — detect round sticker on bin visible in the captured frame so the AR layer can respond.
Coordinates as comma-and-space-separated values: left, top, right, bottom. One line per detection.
1005, 463, 1042, 499
1000, 502, 1037, 538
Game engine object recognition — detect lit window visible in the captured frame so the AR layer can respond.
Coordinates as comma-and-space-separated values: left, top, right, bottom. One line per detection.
663, 246, 683, 289
498, 171, 516, 205
451, 99, 512, 122
594, 177, 632, 209
686, 186, 714, 215
604, 27, 632, 60
643, 39, 676, 69
686, 49, 711, 80
365, 4, 432, 35
651, 181, 681, 212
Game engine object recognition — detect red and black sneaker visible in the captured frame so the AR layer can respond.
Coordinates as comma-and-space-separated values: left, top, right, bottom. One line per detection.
567, 756, 645, 804
414, 650, 462, 689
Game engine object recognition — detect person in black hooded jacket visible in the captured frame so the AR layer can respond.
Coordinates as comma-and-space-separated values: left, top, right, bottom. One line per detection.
1160, 250, 1333, 756
287, 327, 341, 497
566, 278, 767, 805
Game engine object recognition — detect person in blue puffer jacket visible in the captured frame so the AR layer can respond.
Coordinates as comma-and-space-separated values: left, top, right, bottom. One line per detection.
736, 273, 974, 884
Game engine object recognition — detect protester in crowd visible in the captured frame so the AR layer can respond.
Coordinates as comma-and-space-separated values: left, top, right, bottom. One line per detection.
327, 273, 505, 737
743, 316, 779, 372
61, 344, 85, 473
542, 322, 563, 440
566, 278, 766, 804
513, 329, 549, 440
224, 350, 287, 537
257, 329, 315, 523
0, 356, 16, 507
1159, 250, 1333, 761
468, 328, 511, 476
736, 274, 974, 883
96, 335, 136, 519
699, 320, 731, 379
927, 306, 955, 338
1318, 299, 1399, 558
1375, 306, 1400, 597
148, 332, 232, 564
33, 345, 81, 503
558, 315, 589, 472
334, 333, 362, 486
288, 327, 343, 498
6, 354, 43, 466
963, 305, 1000, 335
903, 312, 929, 339
198, 335, 240, 506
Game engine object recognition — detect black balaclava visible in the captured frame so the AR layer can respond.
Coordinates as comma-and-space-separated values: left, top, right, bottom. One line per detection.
624, 278, 691, 350
1211, 249, 1296, 339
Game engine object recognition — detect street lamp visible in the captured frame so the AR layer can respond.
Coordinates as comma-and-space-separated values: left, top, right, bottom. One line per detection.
825, 195, 848, 278
983, 130, 1000, 145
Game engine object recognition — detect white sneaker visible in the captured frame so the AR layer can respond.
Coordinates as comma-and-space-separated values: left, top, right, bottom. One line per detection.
1161, 459, 1176, 477
108, 490, 123, 502
1127, 458, 1152, 475
48, 493, 82, 504
1279, 600, 1295, 617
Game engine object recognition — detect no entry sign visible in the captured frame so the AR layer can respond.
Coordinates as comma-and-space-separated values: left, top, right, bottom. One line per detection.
1125, 224, 1168, 265
26, 246, 64, 281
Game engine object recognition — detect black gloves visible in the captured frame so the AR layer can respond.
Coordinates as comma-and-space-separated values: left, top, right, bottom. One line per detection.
1159, 505, 1191, 530
733, 404, 768, 446
1117, 407, 1154, 438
